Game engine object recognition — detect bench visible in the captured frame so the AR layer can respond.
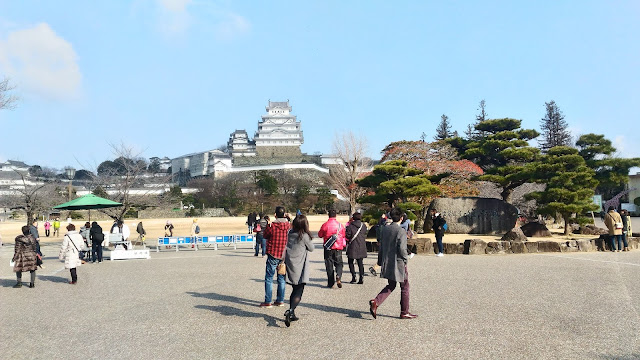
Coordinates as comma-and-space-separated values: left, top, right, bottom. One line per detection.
108, 233, 150, 261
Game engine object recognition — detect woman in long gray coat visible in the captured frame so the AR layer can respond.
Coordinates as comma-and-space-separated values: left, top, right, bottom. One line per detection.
13, 226, 38, 288
345, 212, 368, 284
283, 214, 314, 327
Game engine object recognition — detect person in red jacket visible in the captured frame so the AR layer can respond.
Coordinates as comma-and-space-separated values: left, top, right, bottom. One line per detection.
260, 206, 291, 307
318, 209, 346, 288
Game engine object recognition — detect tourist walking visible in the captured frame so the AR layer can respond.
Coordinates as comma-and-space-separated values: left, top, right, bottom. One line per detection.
431, 208, 446, 256
283, 214, 314, 327
345, 212, 368, 284
79, 222, 91, 262
12, 226, 38, 288
190, 218, 199, 248
90, 222, 104, 263
136, 221, 146, 247
369, 208, 417, 319
604, 207, 624, 252
44, 220, 51, 237
318, 209, 346, 288
53, 218, 61, 237
247, 212, 256, 234
261, 207, 291, 307
59, 224, 83, 284
621, 210, 632, 252
164, 220, 174, 237
29, 219, 43, 268
254, 215, 268, 257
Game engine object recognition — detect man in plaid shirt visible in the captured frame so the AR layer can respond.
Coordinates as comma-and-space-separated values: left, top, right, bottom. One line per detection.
260, 206, 291, 307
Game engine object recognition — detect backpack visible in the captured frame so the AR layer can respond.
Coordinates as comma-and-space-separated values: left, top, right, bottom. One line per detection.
195, 225, 200, 234
443, 223, 448, 231
254, 223, 261, 232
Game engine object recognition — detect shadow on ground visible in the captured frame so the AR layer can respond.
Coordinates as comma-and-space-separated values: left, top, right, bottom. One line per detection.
188, 291, 372, 322
38, 275, 69, 283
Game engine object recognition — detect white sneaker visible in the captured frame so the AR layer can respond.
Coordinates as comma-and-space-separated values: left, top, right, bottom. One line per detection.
436, 253, 444, 257
408, 253, 415, 259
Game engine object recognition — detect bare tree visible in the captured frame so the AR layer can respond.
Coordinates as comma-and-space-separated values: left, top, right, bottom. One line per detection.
1, 77, 18, 110
1, 171, 64, 225
328, 131, 372, 214
92, 143, 170, 221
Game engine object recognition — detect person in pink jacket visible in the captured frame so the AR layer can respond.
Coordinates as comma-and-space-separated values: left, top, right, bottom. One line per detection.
318, 209, 346, 288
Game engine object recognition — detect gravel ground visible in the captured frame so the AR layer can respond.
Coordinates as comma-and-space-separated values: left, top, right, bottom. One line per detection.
1, 240, 639, 359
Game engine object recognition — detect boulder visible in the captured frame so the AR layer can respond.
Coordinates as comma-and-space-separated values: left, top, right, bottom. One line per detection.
463, 239, 487, 255
560, 240, 579, 252
501, 227, 528, 242
427, 197, 518, 234
510, 241, 528, 254
520, 222, 552, 237
443, 242, 464, 254
628, 237, 639, 250
486, 241, 512, 254
576, 239, 591, 252
577, 224, 608, 235
537, 241, 561, 252
407, 237, 433, 254
524, 242, 539, 253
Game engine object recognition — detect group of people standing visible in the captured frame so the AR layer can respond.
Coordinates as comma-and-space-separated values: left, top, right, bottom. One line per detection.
258, 206, 419, 327
603, 207, 633, 252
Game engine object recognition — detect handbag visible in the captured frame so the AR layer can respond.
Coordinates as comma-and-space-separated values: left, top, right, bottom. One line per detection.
323, 224, 342, 250
277, 232, 288, 275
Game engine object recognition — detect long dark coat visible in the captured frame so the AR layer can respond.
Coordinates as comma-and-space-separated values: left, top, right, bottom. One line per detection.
345, 220, 368, 259
13, 235, 38, 272
377, 223, 408, 282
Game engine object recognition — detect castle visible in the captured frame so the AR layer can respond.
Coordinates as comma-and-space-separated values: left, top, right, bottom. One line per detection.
171, 101, 333, 180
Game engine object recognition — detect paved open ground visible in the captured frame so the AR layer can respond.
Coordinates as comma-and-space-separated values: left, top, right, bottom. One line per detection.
1, 238, 639, 359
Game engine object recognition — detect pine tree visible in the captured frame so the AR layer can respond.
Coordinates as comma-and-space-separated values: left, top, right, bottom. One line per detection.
434, 114, 452, 141
526, 146, 598, 235
465, 100, 488, 140
539, 100, 571, 152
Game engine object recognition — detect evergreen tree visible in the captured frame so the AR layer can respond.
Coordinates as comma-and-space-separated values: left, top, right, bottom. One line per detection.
434, 114, 452, 141
526, 146, 598, 235
463, 118, 540, 202
539, 100, 571, 152
576, 133, 640, 199
465, 99, 488, 140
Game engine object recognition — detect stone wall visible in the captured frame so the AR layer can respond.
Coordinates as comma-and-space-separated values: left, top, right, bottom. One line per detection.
403, 236, 639, 255
428, 197, 518, 234
232, 146, 304, 165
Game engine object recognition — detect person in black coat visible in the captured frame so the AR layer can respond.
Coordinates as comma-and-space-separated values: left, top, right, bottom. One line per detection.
345, 212, 368, 284
89, 222, 104, 263
430, 208, 446, 256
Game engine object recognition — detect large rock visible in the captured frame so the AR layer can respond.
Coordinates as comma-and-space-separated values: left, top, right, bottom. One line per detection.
524, 242, 539, 253
576, 239, 592, 252
576, 224, 608, 235
443, 242, 464, 254
560, 240, 579, 252
427, 197, 518, 234
520, 222, 552, 237
407, 237, 433, 254
510, 241, 528, 254
537, 241, 561, 252
463, 239, 487, 255
486, 241, 512, 254
501, 227, 528, 242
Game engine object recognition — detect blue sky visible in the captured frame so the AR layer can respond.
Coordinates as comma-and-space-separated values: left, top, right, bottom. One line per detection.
0, 0, 638, 171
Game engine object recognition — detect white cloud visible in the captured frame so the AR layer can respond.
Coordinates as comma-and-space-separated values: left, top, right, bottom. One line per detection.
0, 23, 81, 100
214, 13, 250, 41
152, 0, 250, 40
157, 0, 192, 35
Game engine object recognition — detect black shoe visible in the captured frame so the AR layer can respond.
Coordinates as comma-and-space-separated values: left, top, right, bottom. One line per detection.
358, 278, 364, 284
284, 309, 291, 327
350, 277, 357, 284
290, 313, 299, 322
13, 282, 22, 288
29, 283, 35, 288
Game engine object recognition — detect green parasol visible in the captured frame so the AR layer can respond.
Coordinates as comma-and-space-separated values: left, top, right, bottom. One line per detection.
53, 194, 122, 221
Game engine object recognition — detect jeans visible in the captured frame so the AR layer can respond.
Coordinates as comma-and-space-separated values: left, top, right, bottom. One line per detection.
324, 249, 343, 286
622, 232, 629, 249
435, 234, 444, 254
92, 242, 103, 262
264, 255, 285, 303
255, 233, 266, 256
374, 264, 410, 314
70, 268, 77, 282
611, 234, 626, 250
